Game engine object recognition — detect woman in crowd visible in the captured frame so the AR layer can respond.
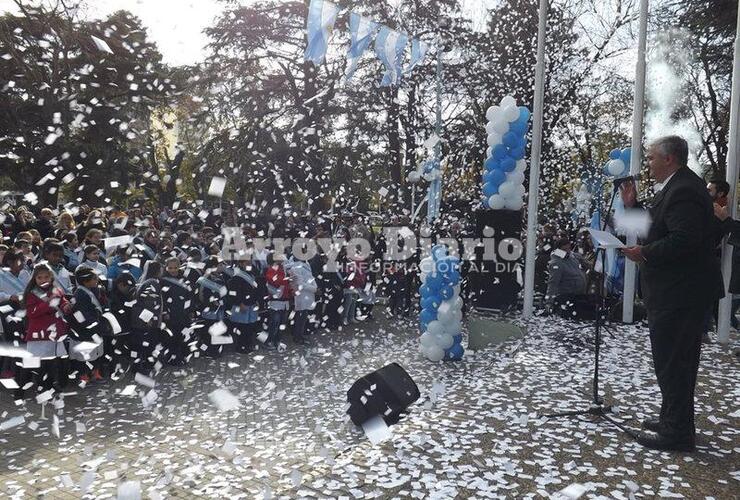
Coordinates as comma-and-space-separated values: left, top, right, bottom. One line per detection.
55, 211, 77, 239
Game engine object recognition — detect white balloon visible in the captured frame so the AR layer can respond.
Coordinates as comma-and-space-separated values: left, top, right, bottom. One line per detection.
505, 197, 524, 210
515, 160, 527, 173
504, 105, 519, 122
488, 194, 505, 210
421, 332, 436, 348
437, 334, 454, 349
427, 345, 445, 362
485, 106, 496, 121
420, 256, 434, 274
419, 344, 428, 356
607, 159, 625, 176
453, 284, 461, 296
427, 320, 444, 336
485, 122, 496, 135
436, 303, 453, 323
507, 171, 525, 185
439, 309, 460, 327
492, 118, 509, 134
500, 95, 517, 109
487, 133, 502, 147
420, 271, 428, 283
486, 146, 493, 158
451, 309, 463, 324
498, 181, 516, 198
452, 296, 463, 311
443, 323, 462, 337
517, 184, 526, 197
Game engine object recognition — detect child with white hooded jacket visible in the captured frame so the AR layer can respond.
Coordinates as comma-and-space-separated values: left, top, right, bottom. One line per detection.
286, 256, 317, 345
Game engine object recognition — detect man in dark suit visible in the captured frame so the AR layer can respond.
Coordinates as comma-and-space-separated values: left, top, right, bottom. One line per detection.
620, 135, 723, 451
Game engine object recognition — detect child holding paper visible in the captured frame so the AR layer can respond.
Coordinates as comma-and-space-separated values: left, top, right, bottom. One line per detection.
130, 261, 163, 375
69, 266, 107, 383
226, 259, 259, 353
197, 256, 228, 357
160, 257, 194, 365
23, 263, 72, 393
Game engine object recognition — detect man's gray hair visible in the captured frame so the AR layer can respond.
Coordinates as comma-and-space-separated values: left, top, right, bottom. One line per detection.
652, 135, 689, 167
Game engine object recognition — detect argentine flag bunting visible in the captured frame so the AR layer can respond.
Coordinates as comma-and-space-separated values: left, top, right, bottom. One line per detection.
375, 26, 408, 87
304, 0, 340, 65
404, 39, 429, 75
345, 13, 379, 82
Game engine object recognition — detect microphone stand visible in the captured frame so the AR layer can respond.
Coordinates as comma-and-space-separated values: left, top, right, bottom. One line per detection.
541, 180, 637, 438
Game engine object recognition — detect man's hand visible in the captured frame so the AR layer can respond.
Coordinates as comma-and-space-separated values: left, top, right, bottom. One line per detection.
619, 180, 637, 208
621, 245, 646, 263
714, 203, 729, 221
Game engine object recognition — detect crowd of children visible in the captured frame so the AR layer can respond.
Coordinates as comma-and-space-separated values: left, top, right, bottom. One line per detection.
0, 205, 421, 400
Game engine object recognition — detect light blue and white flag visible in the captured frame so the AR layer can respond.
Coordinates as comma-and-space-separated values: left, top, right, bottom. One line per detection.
374, 26, 408, 87
345, 13, 379, 82
304, 0, 340, 65
404, 39, 429, 75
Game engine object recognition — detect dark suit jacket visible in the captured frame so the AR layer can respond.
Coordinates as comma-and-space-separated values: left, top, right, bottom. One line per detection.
639, 167, 724, 310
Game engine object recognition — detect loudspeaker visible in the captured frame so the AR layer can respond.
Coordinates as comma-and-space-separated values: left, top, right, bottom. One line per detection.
469, 209, 523, 311
346, 363, 420, 427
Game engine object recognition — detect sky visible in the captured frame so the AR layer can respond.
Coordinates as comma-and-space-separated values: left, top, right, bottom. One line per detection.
0, 0, 229, 66
0, 0, 490, 66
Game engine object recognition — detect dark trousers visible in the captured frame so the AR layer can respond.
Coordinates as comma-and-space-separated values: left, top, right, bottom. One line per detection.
162, 320, 189, 364
231, 321, 257, 353
293, 310, 308, 341
131, 328, 158, 375
647, 304, 708, 437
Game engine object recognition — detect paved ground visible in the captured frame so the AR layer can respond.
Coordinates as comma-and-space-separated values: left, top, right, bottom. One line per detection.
0, 312, 738, 499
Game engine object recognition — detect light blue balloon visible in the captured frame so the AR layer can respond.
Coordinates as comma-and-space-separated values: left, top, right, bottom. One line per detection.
620, 147, 631, 166
609, 148, 621, 160
518, 106, 531, 122
501, 157, 516, 172
483, 182, 498, 197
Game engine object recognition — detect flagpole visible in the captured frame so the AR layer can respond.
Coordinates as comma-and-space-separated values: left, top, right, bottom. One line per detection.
717, 4, 740, 345
622, 0, 649, 323
522, 0, 549, 319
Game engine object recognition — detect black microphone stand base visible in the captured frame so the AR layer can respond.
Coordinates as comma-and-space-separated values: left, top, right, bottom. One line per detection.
542, 402, 638, 438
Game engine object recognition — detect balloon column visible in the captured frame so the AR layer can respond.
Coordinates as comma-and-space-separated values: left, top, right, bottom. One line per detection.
603, 147, 631, 178
418, 245, 464, 362
482, 95, 531, 211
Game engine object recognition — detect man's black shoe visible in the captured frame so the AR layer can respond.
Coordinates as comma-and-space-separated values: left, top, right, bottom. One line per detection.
636, 430, 695, 452
642, 418, 662, 433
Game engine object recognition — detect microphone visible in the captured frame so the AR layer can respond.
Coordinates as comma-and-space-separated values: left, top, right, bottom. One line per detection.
613, 174, 641, 189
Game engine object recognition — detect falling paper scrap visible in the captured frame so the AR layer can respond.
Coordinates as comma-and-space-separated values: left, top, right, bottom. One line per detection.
361, 415, 392, 445
208, 177, 227, 198
0, 415, 25, 431
91, 35, 114, 54
209, 388, 240, 412
117, 480, 142, 500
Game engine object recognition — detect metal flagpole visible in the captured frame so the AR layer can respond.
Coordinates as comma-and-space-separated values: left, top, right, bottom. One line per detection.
522, 0, 549, 319
717, 4, 740, 345
622, 0, 649, 323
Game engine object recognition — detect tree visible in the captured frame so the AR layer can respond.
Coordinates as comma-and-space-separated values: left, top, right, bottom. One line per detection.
0, 2, 179, 207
